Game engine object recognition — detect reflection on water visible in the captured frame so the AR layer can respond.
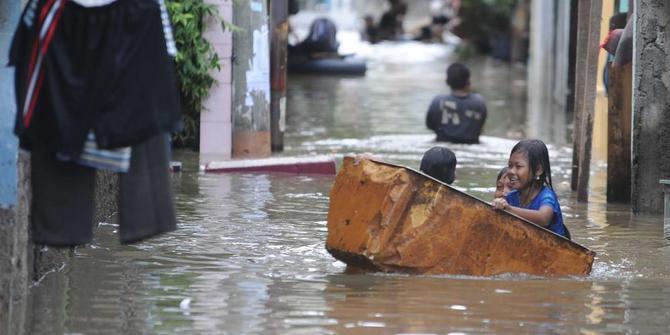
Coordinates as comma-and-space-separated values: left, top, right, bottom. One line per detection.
24, 44, 670, 334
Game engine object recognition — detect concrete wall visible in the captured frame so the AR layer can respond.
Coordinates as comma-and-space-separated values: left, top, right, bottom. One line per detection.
526, 0, 570, 145
0, 156, 29, 335
0, 2, 25, 333
632, 0, 670, 214
0, 0, 19, 207
1, 158, 118, 335
232, 0, 272, 158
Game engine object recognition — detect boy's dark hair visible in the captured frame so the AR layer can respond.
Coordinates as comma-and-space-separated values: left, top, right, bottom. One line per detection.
510, 139, 553, 189
420, 147, 457, 185
497, 167, 509, 182
446, 62, 470, 90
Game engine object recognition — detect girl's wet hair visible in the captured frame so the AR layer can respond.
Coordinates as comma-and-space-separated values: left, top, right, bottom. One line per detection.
510, 139, 553, 189
496, 167, 509, 182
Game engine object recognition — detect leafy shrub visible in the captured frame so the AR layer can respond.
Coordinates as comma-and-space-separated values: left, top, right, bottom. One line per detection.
166, 0, 221, 149
453, 0, 517, 54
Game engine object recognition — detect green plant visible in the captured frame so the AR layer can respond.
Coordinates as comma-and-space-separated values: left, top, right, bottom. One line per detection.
453, 0, 517, 54
455, 43, 476, 60
166, 0, 222, 149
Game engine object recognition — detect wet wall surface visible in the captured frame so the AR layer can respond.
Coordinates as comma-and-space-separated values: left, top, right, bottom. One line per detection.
1, 6, 25, 334
0, 0, 19, 206
23, 42, 670, 334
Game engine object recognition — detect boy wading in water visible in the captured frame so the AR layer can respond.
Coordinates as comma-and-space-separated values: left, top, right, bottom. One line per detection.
425, 62, 488, 144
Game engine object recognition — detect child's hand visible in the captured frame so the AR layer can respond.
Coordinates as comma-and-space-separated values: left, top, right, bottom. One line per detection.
492, 198, 510, 211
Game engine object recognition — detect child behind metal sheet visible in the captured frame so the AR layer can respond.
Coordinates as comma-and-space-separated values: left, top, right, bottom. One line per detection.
420, 147, 456, 185
495, 167, 512, 199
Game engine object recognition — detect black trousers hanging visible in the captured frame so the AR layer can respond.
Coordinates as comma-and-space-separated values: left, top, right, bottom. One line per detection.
118, 134, 176, 244
31, 134, 176, 247
30, 142, 97, 246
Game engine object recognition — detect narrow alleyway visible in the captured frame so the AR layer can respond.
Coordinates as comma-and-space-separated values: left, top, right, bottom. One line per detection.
19, 39, 670, 334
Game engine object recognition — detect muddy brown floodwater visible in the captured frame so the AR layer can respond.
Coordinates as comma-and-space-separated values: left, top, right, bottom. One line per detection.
24, 42, 670, 334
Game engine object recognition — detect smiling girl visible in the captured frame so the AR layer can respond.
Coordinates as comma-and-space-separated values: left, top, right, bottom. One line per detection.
491, 140, 570, 239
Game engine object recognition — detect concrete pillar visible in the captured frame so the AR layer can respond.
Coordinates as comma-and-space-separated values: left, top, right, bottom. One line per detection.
0, 1, 19, 206
201, 0, 234, 164
570, 0, 602, 201
526, 0, 569, 146
552, 0, 572, 124
526, 0, 555, 140
632, 0, 670, 214
607, 63, 632, 203
0, 2, 27, 333
232, 0, 271, 158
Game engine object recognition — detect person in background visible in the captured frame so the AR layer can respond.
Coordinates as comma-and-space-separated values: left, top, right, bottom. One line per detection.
362, 15, 379, 43
495, 167, 511, 199
294, 18, 339, 58
420, 147, 457, 185
491, 140, 570, 239
377, 0, 408, 41
415, 15, 449, 43
425, 62, 487, 144
600, 12, 627, 93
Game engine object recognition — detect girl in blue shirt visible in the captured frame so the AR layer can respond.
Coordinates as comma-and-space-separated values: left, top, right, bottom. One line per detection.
491, 140, 571, 239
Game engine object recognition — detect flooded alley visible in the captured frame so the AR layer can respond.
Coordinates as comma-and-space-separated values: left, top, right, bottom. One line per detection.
21, 42, 670, 334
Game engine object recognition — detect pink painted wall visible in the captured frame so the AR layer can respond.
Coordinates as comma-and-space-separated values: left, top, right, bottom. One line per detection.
200, 0, 234, 164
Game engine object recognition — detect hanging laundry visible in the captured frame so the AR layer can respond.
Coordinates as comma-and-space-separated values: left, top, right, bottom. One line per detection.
30, 133, 176, 246
10, 0, 182, 157
118, 134, 176, 244
9, 0, 181, 246
61, 132, 132, 173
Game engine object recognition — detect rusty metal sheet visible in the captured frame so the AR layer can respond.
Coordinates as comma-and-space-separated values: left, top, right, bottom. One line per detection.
326, 156, 595, 276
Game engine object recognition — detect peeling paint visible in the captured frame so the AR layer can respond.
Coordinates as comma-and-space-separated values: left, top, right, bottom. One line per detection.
244, 25, 270, 107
